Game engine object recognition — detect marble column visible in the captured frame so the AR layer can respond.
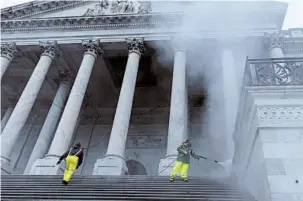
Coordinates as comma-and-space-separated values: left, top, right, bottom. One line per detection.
264, 32, 285, 58
1, 41, 59, 175
24, 72, 73, 175
1, 107, 13, 133
158, 42, 188, 175
264, 32, 289, 84
93, 38, 145, 175
30, 40, 102, 175
1, 42, 19, 79
221, 43, 238, 160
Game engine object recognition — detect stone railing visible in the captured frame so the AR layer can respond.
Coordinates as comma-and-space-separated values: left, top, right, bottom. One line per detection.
245, 57, 303, 86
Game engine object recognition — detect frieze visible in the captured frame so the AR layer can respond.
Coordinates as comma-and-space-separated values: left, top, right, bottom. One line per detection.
258, 107, 303, 120
1, 1, 87, 20
1, 13, 182, 32
126, 135, 166, 149
83, 1, 151, 16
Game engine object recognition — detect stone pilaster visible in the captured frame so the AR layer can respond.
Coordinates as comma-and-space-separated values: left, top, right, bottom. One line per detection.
93, 38, 145, 175
1, 42, 19, 78
158, 40, 187, 175
1, 41, 59, 175
24, 71, 73, 175
30, 40, 102, 175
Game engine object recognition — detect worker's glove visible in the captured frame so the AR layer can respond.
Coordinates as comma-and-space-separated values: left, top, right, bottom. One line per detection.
56, 160, 61, 165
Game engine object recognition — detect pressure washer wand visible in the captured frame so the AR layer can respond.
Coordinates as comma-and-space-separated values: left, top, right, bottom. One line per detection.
198, 155, 219, 163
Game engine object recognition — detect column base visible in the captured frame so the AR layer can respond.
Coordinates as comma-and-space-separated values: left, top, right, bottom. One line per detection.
93, 155, 128, 176
29, 157, 64, 175
158, 156, 177, 176
1, 156, 13, 175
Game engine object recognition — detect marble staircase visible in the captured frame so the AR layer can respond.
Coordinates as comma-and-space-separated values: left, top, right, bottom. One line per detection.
1, 175, 257, 200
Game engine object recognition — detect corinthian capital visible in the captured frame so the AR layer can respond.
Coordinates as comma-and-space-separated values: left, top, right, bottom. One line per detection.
126, 38, 146, 55
82, 39, 103, 58
264, 31, 285, 50
39, 41, 60, 59
1, 42, 19, 61
58, 69, 74, 83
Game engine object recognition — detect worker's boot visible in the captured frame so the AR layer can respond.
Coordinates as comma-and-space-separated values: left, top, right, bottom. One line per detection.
183, 178, 188, 182
62, 180, 68, 185
169, 176, 175, 182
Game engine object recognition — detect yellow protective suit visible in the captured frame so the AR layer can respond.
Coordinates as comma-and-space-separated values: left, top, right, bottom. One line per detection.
63, 155, 79, 182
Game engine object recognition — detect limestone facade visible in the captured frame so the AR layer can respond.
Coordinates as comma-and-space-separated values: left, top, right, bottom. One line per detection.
1, 1, 303, 201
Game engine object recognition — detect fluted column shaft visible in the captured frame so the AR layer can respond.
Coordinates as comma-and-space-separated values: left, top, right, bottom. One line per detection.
1, 42, 18, 78
166, 48, 187, 156
1, 41, 59, 165
24, 73, 72, 174
47, 40, 102, 157
106, 38, 145, 157
1, 107, 13, 133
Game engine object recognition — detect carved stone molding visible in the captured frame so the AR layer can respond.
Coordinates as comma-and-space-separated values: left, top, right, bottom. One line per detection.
126, 38, 146, 55
264, 31, 285, 50
84, 1, 152, 16
82, 40, 103, 58
126, 135, 166, 149
1, 13, 181, 32
1, 42, 19, 61
258, 107, 303, 120
39, 41, 60, 59
1, 1, 87, 20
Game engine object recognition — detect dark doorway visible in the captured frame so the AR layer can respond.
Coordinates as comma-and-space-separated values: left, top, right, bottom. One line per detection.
126, 160, 147, 175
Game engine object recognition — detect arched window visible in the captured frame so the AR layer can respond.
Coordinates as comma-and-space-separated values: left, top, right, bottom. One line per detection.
126, 159, 147, 175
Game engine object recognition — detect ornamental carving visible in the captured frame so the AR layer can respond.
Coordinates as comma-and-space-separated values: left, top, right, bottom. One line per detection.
58, 69, 74, 82
1, 42, 19, 61
39, 41, 60, 59
83, 0, 151, 16
1, 1, 85, 20
264, 32, 285, 50
126, 135, 166, 149
82, 40, 103, 57
258, 107, 303, 120
1, 13, 181, 32
126, 38, 146, 55
247, 58, 303, 85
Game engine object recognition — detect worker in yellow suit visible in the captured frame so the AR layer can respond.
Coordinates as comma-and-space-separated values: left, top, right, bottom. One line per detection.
56, 142, 84, 185
170, 140, 200, 182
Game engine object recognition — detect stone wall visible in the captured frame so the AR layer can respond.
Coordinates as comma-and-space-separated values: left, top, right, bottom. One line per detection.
232, 86, 303, 201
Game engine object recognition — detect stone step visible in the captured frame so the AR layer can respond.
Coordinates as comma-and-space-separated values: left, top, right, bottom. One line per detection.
1, 175, 256, 201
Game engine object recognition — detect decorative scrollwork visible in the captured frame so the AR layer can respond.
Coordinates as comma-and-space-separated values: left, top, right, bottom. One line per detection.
1, 42, 19, 61
248, 58, 303, 85
126, 38, 145, 55
39, 41, 60, 59
264, 32, 285, 50
82, 40, 103, 58
258, 107, 303, 120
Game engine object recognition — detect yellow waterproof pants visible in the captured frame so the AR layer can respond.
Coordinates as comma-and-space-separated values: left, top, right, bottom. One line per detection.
63, 155, 78, 182
170, 161, 189, 179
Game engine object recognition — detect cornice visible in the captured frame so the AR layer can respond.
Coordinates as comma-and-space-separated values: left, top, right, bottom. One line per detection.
1, 13, 182, 32
1, 1, 89, 20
